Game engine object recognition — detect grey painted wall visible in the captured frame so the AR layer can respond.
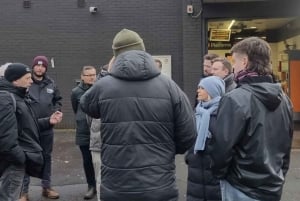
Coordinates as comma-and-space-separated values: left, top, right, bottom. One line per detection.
0, 0, 203, 128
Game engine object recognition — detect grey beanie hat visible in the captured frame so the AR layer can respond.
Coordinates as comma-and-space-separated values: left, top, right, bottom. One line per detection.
4, 63, 31, 82
112, 29, 145, 57
198, 76, 225, 98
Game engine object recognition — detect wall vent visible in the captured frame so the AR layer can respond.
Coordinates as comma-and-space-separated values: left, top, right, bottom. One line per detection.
23, 0, 31, 8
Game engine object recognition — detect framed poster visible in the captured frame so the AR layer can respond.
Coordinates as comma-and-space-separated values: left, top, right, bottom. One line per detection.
152, 55, 172, 78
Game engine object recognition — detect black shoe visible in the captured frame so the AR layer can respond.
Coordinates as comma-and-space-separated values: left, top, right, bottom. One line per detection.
84, 186, 96, 200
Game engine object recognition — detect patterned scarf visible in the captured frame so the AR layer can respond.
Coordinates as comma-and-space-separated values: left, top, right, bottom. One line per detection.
235, 69, 273, 85
235, 69, 258, 82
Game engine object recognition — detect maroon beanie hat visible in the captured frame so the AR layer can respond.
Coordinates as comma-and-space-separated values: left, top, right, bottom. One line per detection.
32, 56, 48, 69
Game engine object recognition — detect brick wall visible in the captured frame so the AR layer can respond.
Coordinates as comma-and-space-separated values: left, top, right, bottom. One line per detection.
0, 0, 203, 128
182, 0, 204, 106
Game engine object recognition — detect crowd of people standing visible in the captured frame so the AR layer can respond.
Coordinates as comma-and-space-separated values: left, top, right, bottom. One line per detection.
0, 28, 294, 201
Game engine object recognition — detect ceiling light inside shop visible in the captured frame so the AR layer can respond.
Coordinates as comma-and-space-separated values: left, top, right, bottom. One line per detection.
227, 20, 235, 30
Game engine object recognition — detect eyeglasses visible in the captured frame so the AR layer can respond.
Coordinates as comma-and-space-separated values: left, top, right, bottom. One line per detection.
82, 74, 96, 77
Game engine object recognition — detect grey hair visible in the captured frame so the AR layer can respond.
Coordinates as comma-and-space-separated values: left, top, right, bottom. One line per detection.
0, 62, 12, 77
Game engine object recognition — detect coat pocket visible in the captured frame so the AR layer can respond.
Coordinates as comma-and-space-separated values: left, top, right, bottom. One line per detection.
24, 151, 44, 178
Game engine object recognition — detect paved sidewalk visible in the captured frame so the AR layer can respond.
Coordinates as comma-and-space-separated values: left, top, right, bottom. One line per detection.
26, 129, 300, 201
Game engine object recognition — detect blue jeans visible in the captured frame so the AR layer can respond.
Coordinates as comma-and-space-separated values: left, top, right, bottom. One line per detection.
220, 180, 259, 201
0, 164, 25, 201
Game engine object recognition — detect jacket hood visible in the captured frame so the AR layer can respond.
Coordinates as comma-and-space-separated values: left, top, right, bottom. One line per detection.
241, 83, 282, 111
224, 73, 235, 86
110, 50, 160, 81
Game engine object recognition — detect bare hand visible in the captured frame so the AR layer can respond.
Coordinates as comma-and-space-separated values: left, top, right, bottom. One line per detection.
50, 111, 63, 125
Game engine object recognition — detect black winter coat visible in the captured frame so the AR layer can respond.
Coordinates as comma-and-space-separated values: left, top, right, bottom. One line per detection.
71, 82, 92, 146
28, 75, 62, 135
223, 73, 236, 93
186, 113, 221, 201
0, 79, 51, 177
211, 76, 294, 201
80, 50, 196, 201
0, 84, 25, 174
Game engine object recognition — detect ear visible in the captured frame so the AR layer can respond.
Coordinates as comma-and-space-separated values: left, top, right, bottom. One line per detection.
242, 55, 249, 68
224, 68, 229, 75
12, 80, 19, 87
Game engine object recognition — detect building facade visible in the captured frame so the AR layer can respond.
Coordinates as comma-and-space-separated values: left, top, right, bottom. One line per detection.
0, 0, 299, 128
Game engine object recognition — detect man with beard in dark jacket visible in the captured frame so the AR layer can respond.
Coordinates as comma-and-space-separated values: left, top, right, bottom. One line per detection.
194, 53, 219, 108
0, 63, 62, 201
71, 66, 97, 200
210, 37, 293, 201
80, 29, 196, 201
202, 53, 219, 77
20, 56, 62, 200
211, 57, 236, 93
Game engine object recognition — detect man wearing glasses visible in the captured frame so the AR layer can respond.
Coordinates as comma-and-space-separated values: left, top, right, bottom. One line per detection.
71, 66, 97, 200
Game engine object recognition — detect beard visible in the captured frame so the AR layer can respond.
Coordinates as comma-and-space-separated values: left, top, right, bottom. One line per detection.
33, 71, 45, 79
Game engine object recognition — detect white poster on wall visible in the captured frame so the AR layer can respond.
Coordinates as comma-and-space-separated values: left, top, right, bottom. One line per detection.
152, 55, 172, 78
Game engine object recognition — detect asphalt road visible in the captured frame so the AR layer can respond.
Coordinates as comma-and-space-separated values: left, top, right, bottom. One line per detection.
26, 130, 300, 201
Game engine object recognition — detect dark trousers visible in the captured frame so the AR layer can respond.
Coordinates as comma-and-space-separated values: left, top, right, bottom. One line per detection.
79, 145, 96, 188
22, 132, 54, 193
40, 133, 54, 187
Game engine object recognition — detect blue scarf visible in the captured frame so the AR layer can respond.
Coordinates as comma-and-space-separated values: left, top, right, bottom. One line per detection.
194, 96, 221, 153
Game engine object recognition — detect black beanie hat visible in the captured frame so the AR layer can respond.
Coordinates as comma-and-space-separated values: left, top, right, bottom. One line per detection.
4, 63, 31, 82
112, 29, 145, 57
32, 56, 48, 69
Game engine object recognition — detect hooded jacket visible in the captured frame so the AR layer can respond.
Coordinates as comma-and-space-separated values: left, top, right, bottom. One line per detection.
28, 75, 62, 135
80, 50, 196, 201
211, 76, 293, 201
0, 80, 25, 174
223, 73, 237, 93
0, 79, 50, 178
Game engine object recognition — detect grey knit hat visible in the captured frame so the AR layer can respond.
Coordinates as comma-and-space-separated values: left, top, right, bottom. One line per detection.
112, 29, 145, 57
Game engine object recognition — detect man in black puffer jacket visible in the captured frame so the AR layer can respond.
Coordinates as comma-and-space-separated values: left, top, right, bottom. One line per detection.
80, 29, 196, 201
0, 63, 62, 201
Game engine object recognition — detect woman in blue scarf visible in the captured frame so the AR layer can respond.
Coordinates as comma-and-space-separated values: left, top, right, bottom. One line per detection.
186, 76, 225, 201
